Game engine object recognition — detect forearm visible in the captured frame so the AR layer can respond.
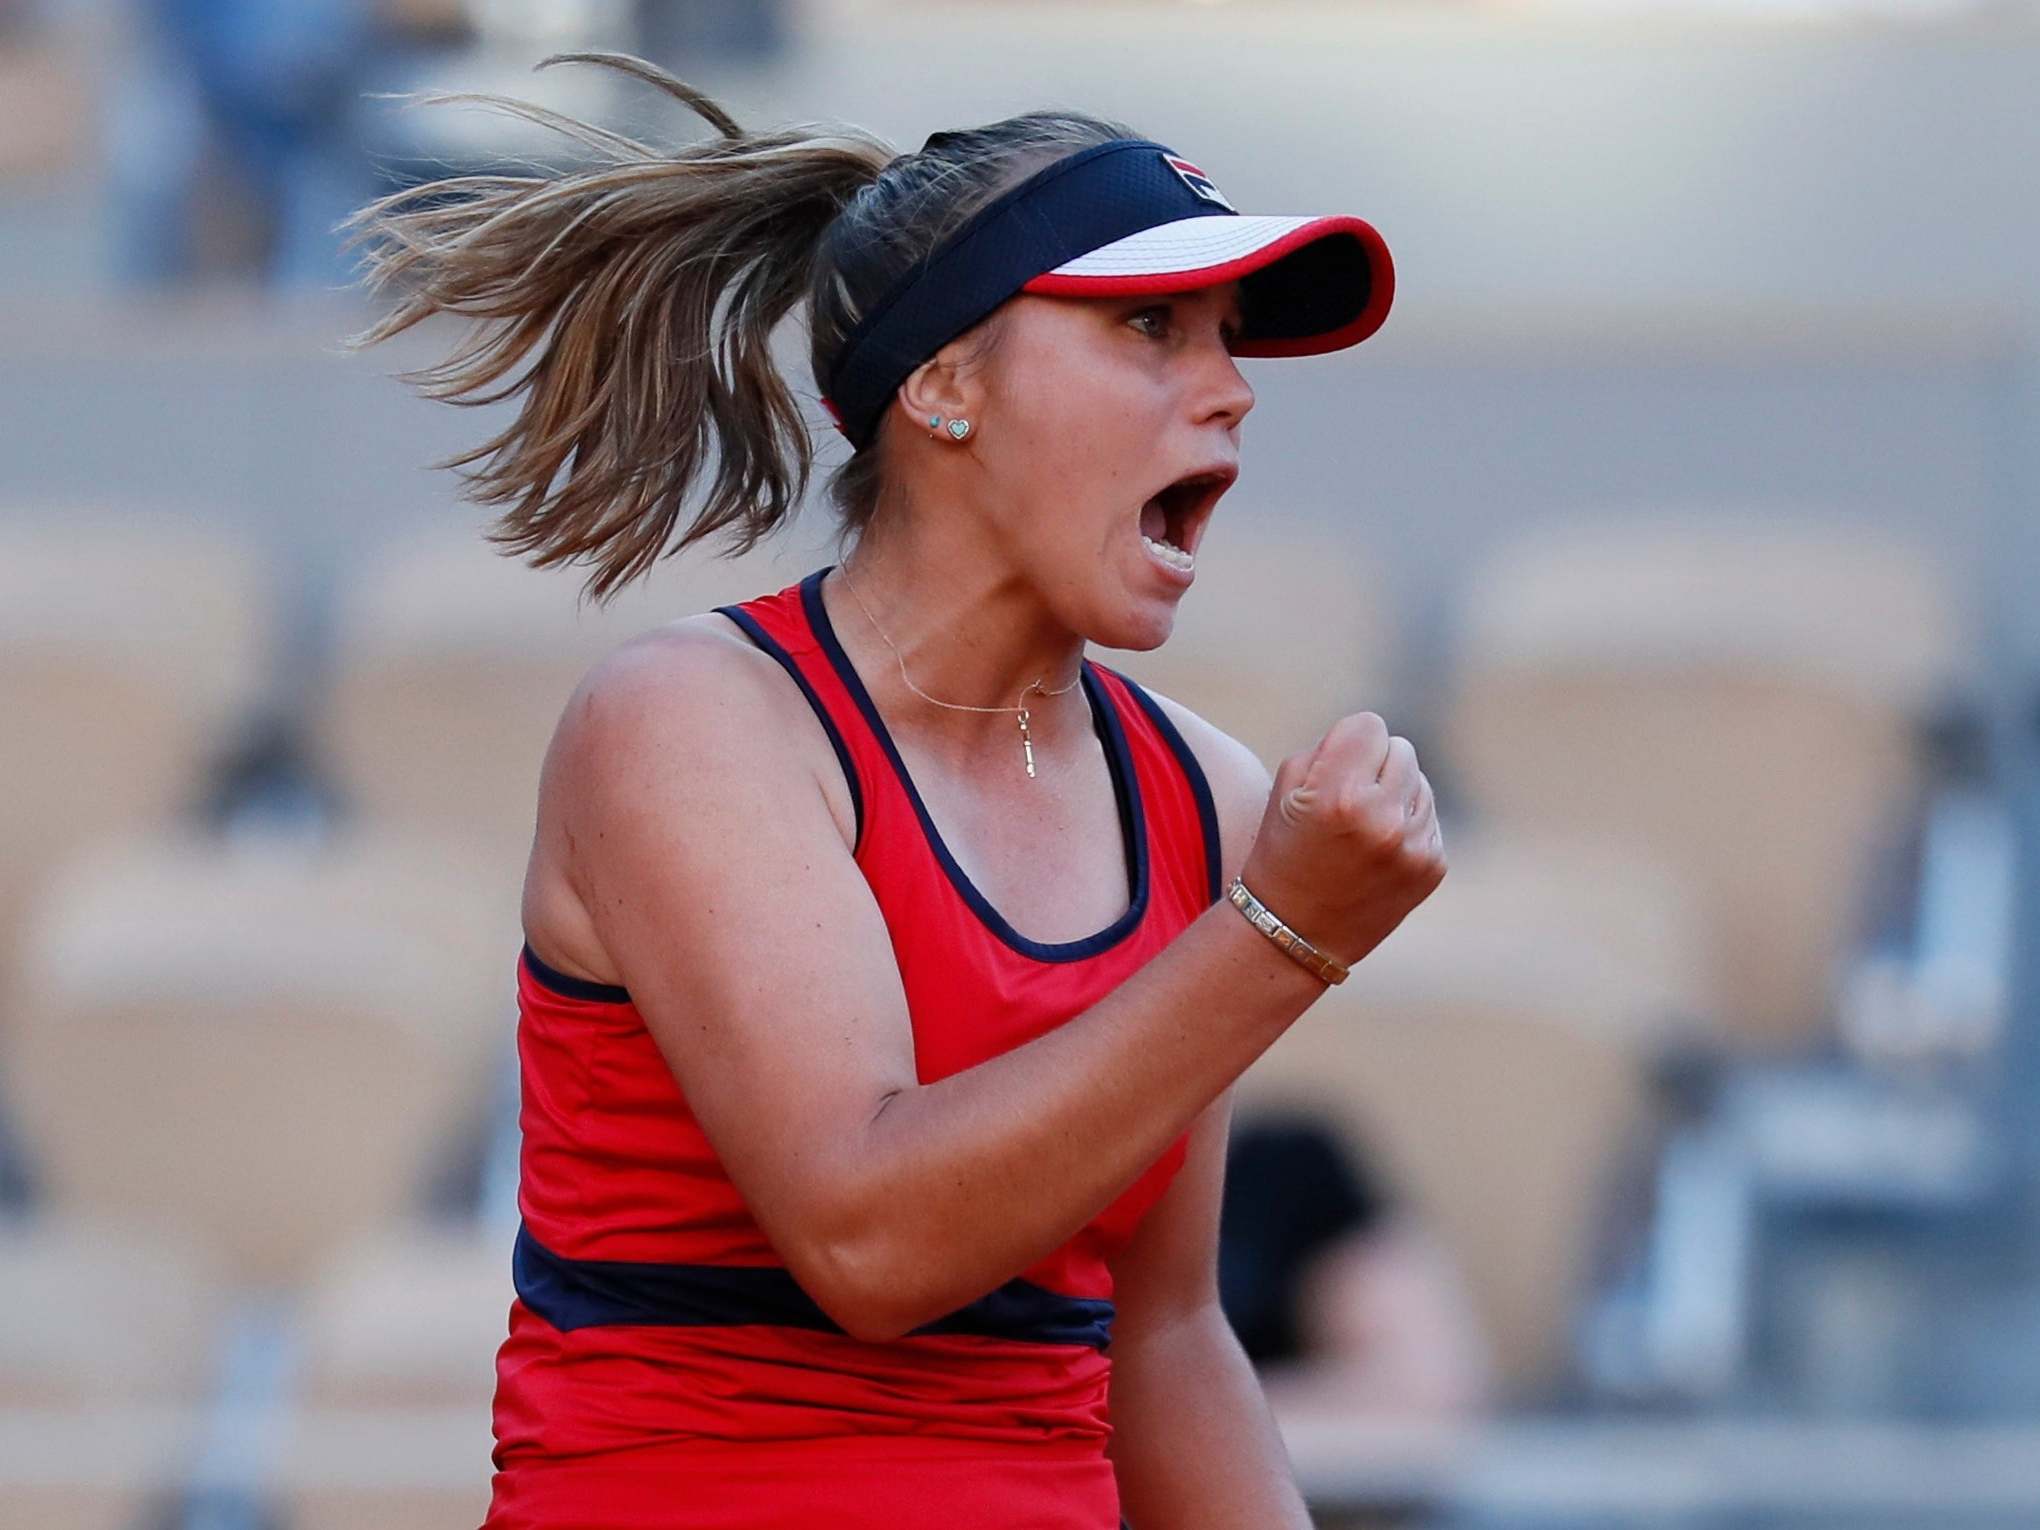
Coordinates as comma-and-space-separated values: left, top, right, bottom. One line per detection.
1108, 1300, 1312, 1528
824, 897, 1326, 1336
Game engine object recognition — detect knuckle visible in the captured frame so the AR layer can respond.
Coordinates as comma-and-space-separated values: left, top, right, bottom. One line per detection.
1330, 779, 1375, 827
1364, 802, 1410, 848
1335, 712, 1388, 748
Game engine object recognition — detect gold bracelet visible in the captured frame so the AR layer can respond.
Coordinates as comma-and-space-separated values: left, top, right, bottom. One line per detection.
1225, 877, 1350, 986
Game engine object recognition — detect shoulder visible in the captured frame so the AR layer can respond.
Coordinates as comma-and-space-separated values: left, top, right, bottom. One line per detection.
569, 609, 779, 714
523, 607, 856, 986
566, 603, 849, 744
1105, 669, 1273, 881
543, 609, 857, 851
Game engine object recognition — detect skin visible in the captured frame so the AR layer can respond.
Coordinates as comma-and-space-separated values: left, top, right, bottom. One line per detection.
519, 276, 1446, 1526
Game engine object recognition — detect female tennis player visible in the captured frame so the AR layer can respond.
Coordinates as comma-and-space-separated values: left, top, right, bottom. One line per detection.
343, 52, 1445, 1530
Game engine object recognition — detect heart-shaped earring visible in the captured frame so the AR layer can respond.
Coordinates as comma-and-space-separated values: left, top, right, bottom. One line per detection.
945, 418, 973, 441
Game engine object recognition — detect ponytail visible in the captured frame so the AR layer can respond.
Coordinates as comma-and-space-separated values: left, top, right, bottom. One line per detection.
341, 53, 1140, 605
340, 52, 889, 604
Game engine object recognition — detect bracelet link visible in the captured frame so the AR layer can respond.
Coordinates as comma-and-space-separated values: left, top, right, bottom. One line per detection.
1225, 877, 1350, 986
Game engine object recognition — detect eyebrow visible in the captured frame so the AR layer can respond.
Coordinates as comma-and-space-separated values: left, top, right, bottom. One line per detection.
1152, 288, 1247, 333
1186, 290, 1246, 328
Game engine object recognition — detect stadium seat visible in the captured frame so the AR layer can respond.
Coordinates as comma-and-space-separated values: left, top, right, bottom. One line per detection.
316, 522, 801, 866
1092, 514, 1397, 770
298, 1222, 512, 1412
1439, 512, 1963, 1052
0, 1213, 219, 1529
2, 825, 513, 1290
1232, 825, 1704, 1403
0, 1212, 222, 1406
278, 1222, 511, 1530
0, 512, 272, 1012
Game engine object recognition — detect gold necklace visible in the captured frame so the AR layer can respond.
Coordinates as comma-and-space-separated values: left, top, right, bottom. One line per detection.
835, 563, 1083, 780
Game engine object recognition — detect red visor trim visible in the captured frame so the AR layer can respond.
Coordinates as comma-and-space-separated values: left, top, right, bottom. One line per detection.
1020, 215, 1394, 357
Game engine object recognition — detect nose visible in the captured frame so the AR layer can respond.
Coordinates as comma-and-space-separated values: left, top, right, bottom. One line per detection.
1203, 344, 1255, 429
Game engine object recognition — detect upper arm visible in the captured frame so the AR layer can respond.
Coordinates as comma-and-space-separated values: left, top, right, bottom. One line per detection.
1107, 687, 1275, 1326
547, 623, 917, 1302
1108, 1082, 1236, 1347
1145, 686, 1273, 895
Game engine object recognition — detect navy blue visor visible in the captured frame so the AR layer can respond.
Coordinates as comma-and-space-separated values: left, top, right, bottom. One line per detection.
818, 137, 1394, 452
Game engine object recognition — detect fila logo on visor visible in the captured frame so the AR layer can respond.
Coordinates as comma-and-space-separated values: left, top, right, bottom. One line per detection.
1162, 154, 1236, 212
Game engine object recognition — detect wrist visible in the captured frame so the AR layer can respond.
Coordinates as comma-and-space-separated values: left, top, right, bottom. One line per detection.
1194, 891, 1339, 1037
1224, 877, 1350, 987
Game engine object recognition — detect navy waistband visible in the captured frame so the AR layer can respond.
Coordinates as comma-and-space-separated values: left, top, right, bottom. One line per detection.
514, 1222, 1115, 1351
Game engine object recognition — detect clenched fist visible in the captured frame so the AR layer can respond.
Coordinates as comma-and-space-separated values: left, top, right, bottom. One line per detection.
1236, 713, 1447, 972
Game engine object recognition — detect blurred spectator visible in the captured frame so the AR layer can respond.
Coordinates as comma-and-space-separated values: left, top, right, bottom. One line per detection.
1220, 1111, 1497, 1420
94, 0, 788, 292
1, 1, 91, 184
102, 0, 431, 292
635, 0, 788, 67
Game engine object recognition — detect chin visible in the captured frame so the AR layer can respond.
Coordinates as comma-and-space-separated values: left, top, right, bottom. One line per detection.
1088, 589, 1181, 654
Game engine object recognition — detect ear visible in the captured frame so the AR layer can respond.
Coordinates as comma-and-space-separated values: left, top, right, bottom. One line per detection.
895, 335, 982, 435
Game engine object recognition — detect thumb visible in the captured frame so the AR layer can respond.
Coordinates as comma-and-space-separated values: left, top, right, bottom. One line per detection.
1271, 734, 1329, 825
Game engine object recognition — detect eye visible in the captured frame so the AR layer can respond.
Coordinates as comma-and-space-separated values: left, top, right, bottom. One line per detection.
1131, 303, 1243, 349
1130, 304, 1173, 339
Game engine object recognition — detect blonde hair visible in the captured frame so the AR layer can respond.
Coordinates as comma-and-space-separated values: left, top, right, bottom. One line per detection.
340, 52, 1139, 605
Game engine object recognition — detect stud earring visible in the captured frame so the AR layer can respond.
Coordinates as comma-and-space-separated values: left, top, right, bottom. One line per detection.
945, 417, 972, 441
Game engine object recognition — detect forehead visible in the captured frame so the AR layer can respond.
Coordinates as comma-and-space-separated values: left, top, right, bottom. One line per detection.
1072, 278, 1248, 319
1011, 278, 1247, 331
1163, 279, 1247, 317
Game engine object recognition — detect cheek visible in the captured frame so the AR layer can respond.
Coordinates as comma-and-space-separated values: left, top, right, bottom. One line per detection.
1011, 494, 1121, 571
998, 405, 1133, 517
1028, 384, 1154, 489
1004, 360, 1112, 442
988, 334, 1160, 533
998, 325, 1146, 435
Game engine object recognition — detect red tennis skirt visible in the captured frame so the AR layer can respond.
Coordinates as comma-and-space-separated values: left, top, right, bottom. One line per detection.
484, 1432, 1120, 1528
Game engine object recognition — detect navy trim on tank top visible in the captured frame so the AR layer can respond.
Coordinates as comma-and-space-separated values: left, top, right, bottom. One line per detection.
1110, 670, 1226, 906
522, 941, 630, 1004
800, 566, 1151, 964
714, 599, 868, 856
514, 1221, 1115, 1350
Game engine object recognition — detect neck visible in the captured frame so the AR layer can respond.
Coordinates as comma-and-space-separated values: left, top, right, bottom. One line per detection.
822, 514, 1090, 760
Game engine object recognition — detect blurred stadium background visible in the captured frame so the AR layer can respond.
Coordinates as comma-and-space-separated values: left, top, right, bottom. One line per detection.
2, 0, 2038, 1526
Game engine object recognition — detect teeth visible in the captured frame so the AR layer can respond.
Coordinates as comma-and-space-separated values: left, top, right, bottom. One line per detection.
1142, 532, 1194, 571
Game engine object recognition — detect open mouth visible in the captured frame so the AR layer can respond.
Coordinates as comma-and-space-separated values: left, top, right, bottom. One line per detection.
1138, 466, 1236, 573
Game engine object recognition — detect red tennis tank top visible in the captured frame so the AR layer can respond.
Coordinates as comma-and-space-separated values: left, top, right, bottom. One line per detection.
484, 566, 1225, 1529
